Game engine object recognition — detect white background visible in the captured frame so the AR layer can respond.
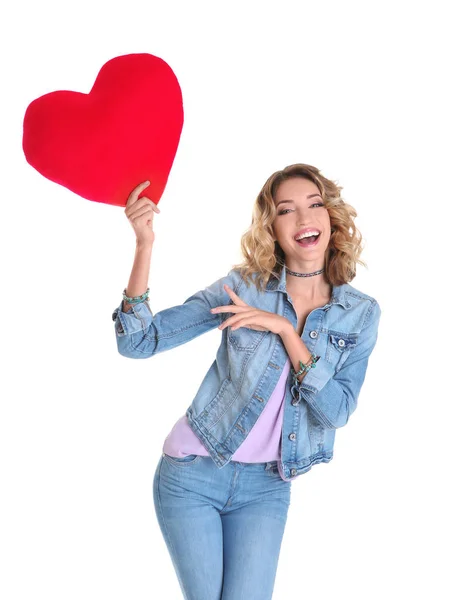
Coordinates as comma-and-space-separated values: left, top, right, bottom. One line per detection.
1, 1, 467, 598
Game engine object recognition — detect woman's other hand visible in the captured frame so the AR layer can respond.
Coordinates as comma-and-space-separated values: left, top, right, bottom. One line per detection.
210, 284, 291, 336
125, 181, 160, 246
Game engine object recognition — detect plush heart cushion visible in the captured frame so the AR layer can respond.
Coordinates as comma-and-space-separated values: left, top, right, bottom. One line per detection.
22, 53, 184, 207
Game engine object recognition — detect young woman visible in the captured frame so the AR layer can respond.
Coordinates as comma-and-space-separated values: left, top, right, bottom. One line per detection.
112, 163, 381, 600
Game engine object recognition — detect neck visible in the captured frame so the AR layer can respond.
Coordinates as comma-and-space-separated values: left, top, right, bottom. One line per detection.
287, 275, 331, 301
284, 261, 331, 301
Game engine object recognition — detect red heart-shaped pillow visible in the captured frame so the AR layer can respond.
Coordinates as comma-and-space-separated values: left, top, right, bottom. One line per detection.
22, 53, 184, 207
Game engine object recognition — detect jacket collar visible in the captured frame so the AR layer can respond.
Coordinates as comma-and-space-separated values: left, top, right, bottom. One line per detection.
265, 263, 351, 309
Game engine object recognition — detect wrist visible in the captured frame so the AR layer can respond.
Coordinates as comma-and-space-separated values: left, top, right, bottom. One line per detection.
279, 320, 295, 338
136, 241, 153, 252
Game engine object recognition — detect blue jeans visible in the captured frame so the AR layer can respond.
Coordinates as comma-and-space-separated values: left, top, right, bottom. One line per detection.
153, 453, 292, 600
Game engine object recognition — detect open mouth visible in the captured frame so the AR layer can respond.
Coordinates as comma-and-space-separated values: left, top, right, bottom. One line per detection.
295, 232, 321, 247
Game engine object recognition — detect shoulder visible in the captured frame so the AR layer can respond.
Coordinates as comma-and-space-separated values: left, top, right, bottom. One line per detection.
224, 268, 267, 300
225, 267, 246, 290
341, 281, 378, 304
339, 282, 381, 323
226, 267, 258, 288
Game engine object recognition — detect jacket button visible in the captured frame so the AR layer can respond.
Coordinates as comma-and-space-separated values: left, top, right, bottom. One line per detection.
290, 469, 297, 476
338, 338, 345, 347
309, 330, 318, 339
289, 433, 296, 441
291, 399, 299, 406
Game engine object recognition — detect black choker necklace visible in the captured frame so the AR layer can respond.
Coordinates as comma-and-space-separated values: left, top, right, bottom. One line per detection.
285, 266, 325, 278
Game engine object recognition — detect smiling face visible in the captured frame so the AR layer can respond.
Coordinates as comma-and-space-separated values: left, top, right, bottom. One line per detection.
272, 177, 331, 268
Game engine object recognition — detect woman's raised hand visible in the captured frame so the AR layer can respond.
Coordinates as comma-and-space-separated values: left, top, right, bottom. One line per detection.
125, 181, 160, 246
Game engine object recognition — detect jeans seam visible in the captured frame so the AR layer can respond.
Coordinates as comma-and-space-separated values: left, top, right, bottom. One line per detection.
155, 463, 180, 575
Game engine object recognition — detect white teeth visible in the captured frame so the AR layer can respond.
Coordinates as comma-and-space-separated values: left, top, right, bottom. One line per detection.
295, 231, 320, 241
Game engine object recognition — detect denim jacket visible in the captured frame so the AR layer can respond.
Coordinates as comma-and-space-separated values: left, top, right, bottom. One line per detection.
112, 263, 381, 481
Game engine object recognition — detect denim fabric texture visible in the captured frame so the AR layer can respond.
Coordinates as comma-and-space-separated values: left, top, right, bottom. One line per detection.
112, 263, 381, 482
153, 453, 291, 599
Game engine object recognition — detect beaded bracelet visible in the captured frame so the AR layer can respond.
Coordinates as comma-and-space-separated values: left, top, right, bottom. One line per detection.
123, 287, 150, 304
290, 353, 320, 384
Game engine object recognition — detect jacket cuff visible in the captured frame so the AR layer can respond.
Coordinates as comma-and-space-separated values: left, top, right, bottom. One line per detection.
112, 300, 153, 337
298, 358, 335, 394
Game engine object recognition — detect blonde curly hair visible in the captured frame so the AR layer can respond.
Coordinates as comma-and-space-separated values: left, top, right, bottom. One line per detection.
231, 163, 367, 292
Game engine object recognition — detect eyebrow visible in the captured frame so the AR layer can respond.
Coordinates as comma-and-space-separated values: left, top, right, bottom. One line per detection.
275, 193, 322, 207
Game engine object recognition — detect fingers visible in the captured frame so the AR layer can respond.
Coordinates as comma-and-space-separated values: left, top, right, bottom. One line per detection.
210, 304, 246, 314
211, 285, 249, 314
223, 284, 248, 306
127, 180, 150, 208
127, 203, 157, 222
125, 180, 160, 217
217, 310, 259, 329
133, 196, 161, 213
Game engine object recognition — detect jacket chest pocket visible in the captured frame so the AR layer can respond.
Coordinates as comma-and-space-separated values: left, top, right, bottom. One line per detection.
227, 327, 267, 351
325, 333, 357, 371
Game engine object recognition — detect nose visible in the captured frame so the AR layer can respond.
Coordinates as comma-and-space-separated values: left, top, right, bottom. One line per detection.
297, 212, 315, 227
296, 206, 314, 225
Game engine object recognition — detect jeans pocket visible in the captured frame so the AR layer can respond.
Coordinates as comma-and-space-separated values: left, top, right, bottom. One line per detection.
266, 463, 280, 477
163, 453, 202, 467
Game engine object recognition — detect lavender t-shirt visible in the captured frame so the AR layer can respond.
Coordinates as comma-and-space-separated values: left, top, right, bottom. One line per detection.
163, 358, 297, 482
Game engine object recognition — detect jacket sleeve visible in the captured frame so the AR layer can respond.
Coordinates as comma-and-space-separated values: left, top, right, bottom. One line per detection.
111, 268, 242, 358
292, 299, 382, 429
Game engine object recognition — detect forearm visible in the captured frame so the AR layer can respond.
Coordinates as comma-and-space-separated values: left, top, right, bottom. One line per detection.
123, 242, 154, 312
279, 323, 314, 383
279, 322, 342, 427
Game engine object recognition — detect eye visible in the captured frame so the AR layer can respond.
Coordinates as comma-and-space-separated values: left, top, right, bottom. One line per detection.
278, 202, 325, 215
